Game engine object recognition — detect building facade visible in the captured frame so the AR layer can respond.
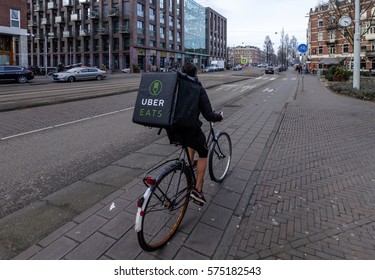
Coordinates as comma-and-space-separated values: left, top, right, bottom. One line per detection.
24, 0, 227, 72
227, 45, 264, 67
205, 7, 226, 66
307, 0, 375, 71
0, 0, 29, 66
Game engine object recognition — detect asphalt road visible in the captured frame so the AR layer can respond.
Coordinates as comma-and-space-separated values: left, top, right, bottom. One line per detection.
0, 68, 270, 219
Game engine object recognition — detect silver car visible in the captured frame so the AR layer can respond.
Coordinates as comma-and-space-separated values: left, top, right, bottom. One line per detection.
52, 67, 107, 82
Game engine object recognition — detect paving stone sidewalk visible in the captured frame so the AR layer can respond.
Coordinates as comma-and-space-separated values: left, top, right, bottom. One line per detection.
15, 72, 375, 260
230, 76, 375, 260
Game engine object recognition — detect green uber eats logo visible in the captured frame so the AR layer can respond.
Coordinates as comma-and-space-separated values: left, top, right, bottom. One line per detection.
139, 79, 165, 118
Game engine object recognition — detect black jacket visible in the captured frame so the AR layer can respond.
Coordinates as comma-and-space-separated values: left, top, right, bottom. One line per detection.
178, 73, 223, 129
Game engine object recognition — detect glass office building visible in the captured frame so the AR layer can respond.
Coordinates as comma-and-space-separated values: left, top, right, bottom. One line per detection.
184, 0, 208, 67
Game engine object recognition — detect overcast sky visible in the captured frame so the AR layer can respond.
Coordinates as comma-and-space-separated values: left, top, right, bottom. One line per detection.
193, 0, 321, 49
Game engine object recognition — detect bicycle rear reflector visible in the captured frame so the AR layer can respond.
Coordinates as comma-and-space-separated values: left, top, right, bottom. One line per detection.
145, 176, 157, 185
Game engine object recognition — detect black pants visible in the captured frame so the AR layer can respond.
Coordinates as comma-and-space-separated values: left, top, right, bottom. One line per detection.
167, 127, 208, 158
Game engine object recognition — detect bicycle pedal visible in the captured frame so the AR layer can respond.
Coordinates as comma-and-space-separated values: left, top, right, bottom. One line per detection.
192, 200, 204, 206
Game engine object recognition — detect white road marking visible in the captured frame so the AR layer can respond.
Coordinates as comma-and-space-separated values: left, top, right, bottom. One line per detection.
1, 107, 134, 140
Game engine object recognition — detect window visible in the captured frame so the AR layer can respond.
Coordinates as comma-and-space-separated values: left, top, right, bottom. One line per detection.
160, 0, 164, 9
150, 40, 156, 47
318, 32, 323, 41
149, 8, 155, 21
160, 27, 165, 39
137, 38, 145, 45
137, 3, 144, 17
318, 46, 323, 54
149, 0, 155, 4
169, 0, 173, 13
169, 16, 173, 27
10, 9, 20, 28
137, 21, 144, 35
329, 45, 336, 54
318, 20, 323, 27
169, 30, 173, 40
343, 44, 349, 54
160, 12, 165, 24
149, 24, 155, 36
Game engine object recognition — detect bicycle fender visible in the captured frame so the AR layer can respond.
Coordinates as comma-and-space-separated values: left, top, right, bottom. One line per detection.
135, 188, 152, 233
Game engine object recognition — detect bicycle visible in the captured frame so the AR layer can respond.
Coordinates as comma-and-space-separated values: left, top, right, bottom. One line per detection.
134, 121, 232, 251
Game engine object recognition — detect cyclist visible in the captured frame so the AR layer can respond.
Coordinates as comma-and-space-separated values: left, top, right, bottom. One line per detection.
174, 62, 223, 205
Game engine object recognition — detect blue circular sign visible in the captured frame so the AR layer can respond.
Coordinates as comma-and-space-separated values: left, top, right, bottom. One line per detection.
298, 44, 308, 53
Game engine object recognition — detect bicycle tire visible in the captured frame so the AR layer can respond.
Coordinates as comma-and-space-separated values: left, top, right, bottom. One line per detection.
208, 132, 232, 182
137, 165, 192, 251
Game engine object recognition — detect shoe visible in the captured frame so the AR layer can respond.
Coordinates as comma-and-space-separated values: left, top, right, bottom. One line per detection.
190, 188, 207, 205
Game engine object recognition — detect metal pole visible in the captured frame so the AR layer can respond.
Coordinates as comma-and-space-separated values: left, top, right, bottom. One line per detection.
44, 35, 47, 77
353, 0, 360, 89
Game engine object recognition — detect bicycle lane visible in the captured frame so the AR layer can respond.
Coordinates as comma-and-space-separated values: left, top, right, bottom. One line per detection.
14, 72, 298, 260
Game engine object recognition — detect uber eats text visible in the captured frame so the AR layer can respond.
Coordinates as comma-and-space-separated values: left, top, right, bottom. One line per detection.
139, 98, 165, 118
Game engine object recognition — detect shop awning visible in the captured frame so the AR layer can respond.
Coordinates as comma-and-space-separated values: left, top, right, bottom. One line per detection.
319, 57, 345, 65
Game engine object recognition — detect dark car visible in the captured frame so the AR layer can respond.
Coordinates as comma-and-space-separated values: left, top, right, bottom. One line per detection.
0, 65, 34, 83
265, 67, 274, 74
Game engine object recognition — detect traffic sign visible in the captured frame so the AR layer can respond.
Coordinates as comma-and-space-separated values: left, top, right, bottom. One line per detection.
241, 57, 248, 65
298, 44, 308, 53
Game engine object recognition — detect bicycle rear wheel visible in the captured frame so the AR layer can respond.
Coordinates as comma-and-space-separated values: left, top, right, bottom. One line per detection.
208, 132, 232, 182
137, 165, 192, 251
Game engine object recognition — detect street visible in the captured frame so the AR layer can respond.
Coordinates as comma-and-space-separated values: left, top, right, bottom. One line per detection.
0, 68, 267, 219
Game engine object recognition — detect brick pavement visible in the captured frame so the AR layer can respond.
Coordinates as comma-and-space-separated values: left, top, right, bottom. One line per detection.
15, 72, 375, 260
230, 76, 375, 260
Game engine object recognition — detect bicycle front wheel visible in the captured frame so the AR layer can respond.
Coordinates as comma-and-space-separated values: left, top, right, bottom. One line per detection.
137, 165, 192, 251
208, 132, 232, 182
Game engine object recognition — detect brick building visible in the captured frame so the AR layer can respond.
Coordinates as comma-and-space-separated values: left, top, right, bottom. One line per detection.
0, 0, 29, 66
227, 45, 264, 67
307, 0, 375, 71
25, 0, 227, 72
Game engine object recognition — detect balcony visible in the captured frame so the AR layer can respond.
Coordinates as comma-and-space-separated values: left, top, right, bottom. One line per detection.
326, 24, 338, 30
41, 18, 50, 25
365, 33, 375, 41
47, 32, 56, 38
79, 29, 90, 36
79, 0, 90, 5
28, 20, 37, 27
118, 26, 130, 33
34, 4, 43, 12
325, 39, 337, 45
366, 50, 375, 58
109, 8, 119, 17
55, 16, 64, 24
62, 0, 73, 7
63, 31, 72, 37
47, 2, 57, 9
34, 34, 44, 40
90, 11, 99, 19
98, 28, 109, 35
71, 14, 81, 21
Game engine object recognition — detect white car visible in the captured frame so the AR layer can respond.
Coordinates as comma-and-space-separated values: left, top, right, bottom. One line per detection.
52, 67, 107, 82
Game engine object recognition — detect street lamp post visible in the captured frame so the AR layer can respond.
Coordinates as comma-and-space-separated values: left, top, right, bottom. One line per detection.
353, 0, 360, 89
44, 34, 48, 77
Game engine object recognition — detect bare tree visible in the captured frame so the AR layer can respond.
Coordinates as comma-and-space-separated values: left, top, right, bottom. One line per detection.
318, 0, 375, 46
263, 36, 275, 65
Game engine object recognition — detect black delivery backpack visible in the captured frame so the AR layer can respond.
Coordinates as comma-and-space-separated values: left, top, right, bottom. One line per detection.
132, 72, 200, 131
132, 72, 179, 128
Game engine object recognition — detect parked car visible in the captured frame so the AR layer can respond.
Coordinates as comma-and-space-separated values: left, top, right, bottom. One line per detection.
233, 65, 242, 71
52, 67, 107, 82
205, 66, 216, 73
258, 63, 268, 68
265, 67, 274, 74
0, 65, 34, 84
